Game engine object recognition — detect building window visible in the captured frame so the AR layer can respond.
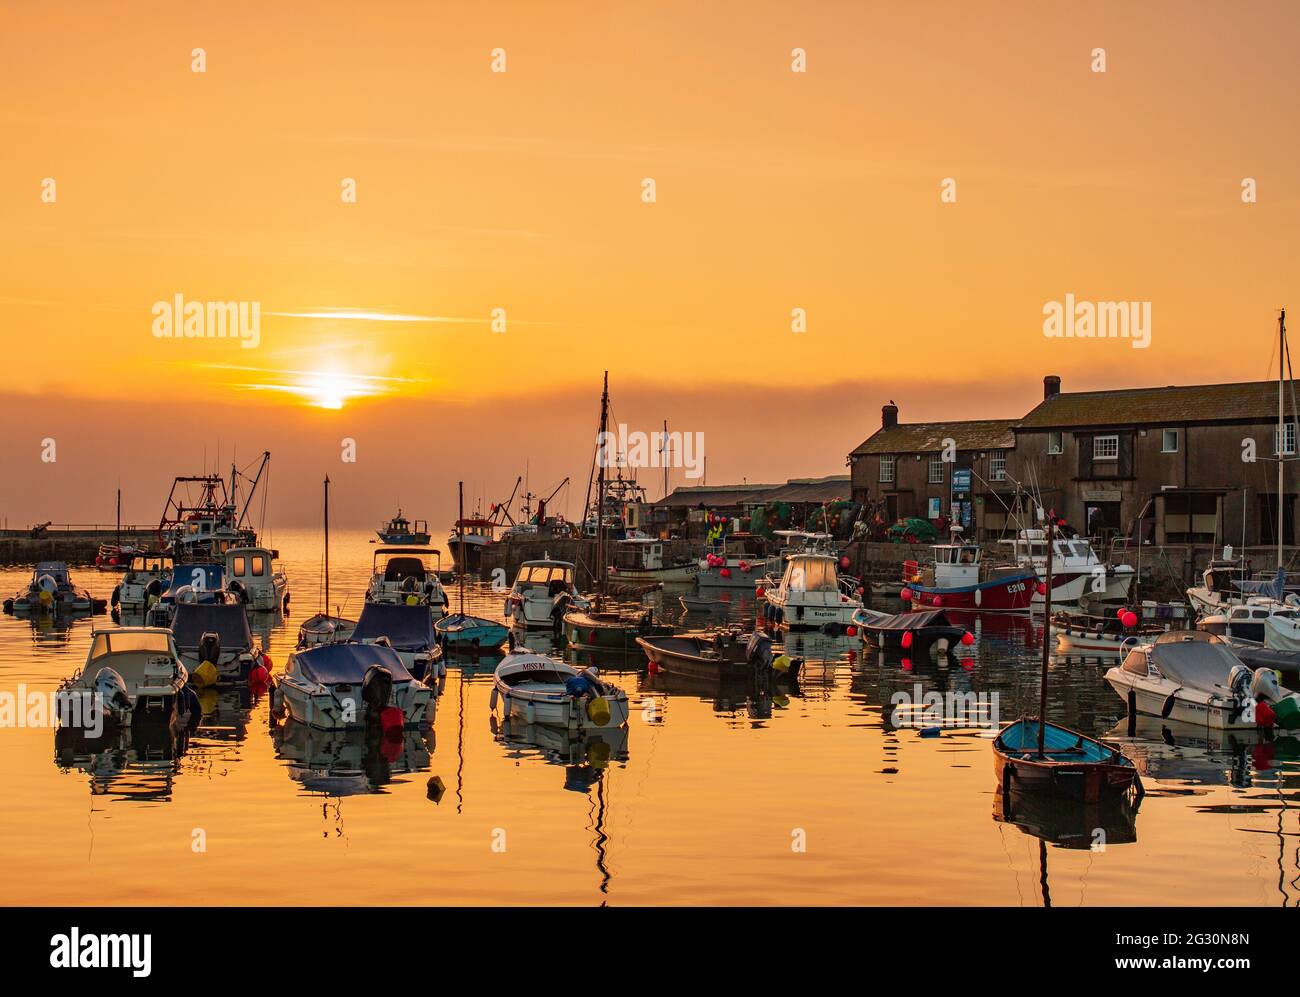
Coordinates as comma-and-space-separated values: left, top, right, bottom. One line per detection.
879, 455, 895, 483
1162, 428, 1179, 453
1047, 431, 1063, 455
990, 450, 1007, 481
1275, 422, 1297, 456
1094, 434, 1119, 461
928, 455, 945, 484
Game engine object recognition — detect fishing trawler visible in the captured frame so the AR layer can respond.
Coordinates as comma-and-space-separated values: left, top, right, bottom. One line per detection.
377, 508, 430, 545
904, 543, 1037, 612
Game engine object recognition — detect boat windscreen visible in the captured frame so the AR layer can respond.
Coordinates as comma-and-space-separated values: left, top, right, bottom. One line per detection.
1149, 639, 1240, 690
352, 602, 436, 649
90, 631, 173, 660
171, 603, 253, 652
382, 557, 428, 582
786, 557, 838, 592
293, 642, 415, 685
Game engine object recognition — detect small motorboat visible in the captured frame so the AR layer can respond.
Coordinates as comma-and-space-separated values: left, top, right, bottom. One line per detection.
171, 601, 262, 685
274, 642, 437, 731
504, 558, 588, 630
562, 608, 674, 651
992, 719, 1142, 803
95, 543, 144, 571
434, 612, 509, 651
114, 553, 174, 613
636, 629, 801, 683
1051, 609, 1169, 654
1197, 597, 1299, 643
607, 538, 700, 585
760, 551, 863, 630
366, 548, 448, 615
851, 607, 969, 653
696, 532, 778, 588
5, 562, 100, 615
1104, 630, 1300, 729
680, 594, 728, 614
224, 545, 288, 612
376, 509, 430, 545
349, 601, 446, 682
490, 651, 629, 730
297, 613, 357, 647
56, 627, 196, 730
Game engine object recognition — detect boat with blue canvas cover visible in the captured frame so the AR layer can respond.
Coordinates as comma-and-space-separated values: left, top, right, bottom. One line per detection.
350, 601, 445, 682
171, 601, 259, 684
144, 562, 227, 627
275, 641, 436, 731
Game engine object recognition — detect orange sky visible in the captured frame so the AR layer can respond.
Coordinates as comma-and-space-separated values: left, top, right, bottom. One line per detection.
3, 2, 1299, 525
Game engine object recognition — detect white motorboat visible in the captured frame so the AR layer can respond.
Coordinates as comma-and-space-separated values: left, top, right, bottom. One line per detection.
171, 601, 261, 684
1186, 560, 1262, 616
365, 547, 449, 615
4, 562, 97, 615
275, 642, 437, 731
761, 551, 862, 630
56, 627, 193, 730
115, 553, 174, 613
504, 558, 588, 629
1004, 530, 1134, 605
225, 545, 288, 612
349, 601, 446, 682
490, 651, 629, 730
1104, 630, 1299, 729
297, 613, 357, 647
608, 538, 699, 585
1197, 596, 1299, 643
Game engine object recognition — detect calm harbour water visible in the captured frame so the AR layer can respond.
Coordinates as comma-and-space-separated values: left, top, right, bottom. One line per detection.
0, 529, 1296, 906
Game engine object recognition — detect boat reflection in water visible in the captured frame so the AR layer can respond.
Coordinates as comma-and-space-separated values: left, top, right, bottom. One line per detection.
273, 718, 435, 796
53, 722, 190, 803
993, 787, 1142, 907
1105, 715, 1300, 788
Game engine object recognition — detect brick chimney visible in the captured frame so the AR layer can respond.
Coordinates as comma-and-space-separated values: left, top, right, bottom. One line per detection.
1043, 374, 1061, 399
882, 402, 899, 430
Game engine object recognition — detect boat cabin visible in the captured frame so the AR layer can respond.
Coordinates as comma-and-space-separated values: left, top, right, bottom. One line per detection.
128, 554, 174, 575
1006, 530, 1099, 568
612, 538, 668, 571
226, 546, 276, 582
512, 559, 577, 595
87, 627, 180, 666
779, 553, 841, 597
932, 544, 982, 587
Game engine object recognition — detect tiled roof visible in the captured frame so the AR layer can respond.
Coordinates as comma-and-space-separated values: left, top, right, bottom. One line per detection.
756, 475, 852, 503
1018, 380, 1282, 429
656, 484, 778, 508
851, 420, 1018, 455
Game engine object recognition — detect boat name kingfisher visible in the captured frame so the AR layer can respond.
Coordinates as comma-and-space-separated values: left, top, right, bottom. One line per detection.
1042, 293, 1151, 349
597, 423, 705, 479
151, 294, 261, 348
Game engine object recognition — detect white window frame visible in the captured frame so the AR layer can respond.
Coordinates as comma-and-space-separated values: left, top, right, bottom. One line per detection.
1047, 431, 1063, 455
990, 450, 1007, 481
1162, 428, 1179, 453
879, 455, 895, 484
928, 454, 945, 484
1275, 422, 1297, 456
1093, 434, 1119, 462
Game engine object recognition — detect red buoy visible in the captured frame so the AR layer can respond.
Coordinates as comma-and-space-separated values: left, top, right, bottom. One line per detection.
846, 625, 858, 637
900, 587, 913, 601
960, 631, 974, 646
901, 630, 914, 649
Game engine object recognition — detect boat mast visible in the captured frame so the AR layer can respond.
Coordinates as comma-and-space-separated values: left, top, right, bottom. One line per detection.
115, 488, 121, 547
596, 371, 609, 607
458, 480, 466, 616
323, 475, 330, 614
1038, 515, 1054, 757
1279, 309, 1287, 572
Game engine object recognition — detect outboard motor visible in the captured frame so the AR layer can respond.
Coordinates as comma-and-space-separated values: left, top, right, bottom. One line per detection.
747, 630, 775, 671
93, 666, 132, 722
1250, 667, 1286, 704
1229, 663, 1254, 701
361, 664, 394, 718
198, 630, 222, 667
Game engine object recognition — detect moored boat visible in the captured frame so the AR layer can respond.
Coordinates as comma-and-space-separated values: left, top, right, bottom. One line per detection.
563, 608, 674, 651
366, 547, 448, 615
224, 545, 288, 612
760, 550, 862, 630
636, 629, 801, 683
505, 558, 587, 630
275, 642, 437, 731
490, 651, 629, 730
608, 538, 699, 585
992, 719, 1142, 802
376, 508, 430, 545
115, 553, 174, 613
851, 606, 970, 653
434, 612, 509, 651
904, 543, 1036, 613
56, 627, 195, 730
171, 601, 261, 685
4, 562, 99, 615
350, 601, 445, 682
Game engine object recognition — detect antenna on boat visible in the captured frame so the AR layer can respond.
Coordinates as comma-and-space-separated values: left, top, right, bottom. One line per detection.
323, 475, 331, 615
